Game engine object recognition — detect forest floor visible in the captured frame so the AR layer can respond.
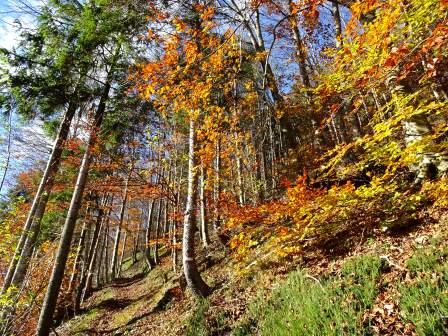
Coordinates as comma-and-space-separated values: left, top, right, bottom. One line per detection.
53, 209, 448, 336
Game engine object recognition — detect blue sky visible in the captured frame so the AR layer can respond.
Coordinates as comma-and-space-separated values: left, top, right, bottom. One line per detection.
0, 0, 51, 199
0, 0, 32, 49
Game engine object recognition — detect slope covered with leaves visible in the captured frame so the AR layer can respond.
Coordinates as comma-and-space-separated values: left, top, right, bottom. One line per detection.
55, 209, 448, 336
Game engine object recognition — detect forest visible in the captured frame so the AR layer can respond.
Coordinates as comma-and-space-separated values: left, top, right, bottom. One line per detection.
0, 0, 447, 335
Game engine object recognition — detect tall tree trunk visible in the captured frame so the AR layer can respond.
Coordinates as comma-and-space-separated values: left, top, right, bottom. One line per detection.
2, 100, 78, 294
67, 212, 90, 293
35, 53, 115, 335
96, 221, 107, 287
199, 163, 209, 247
182, 118, 210, 297
287, 0, 311, 88
76, 198, 105, 310
104, 224, 110, 284
172, 160, 182, 273
117, 230, 127, 278
213, 138, 221, 233
331, 0, 343, 48
110, 178, 129, 280
234, 132, 245, 205
0, 110, 12, 195
132, 231, 139, 265
144, 199, 155, 270
153, 198, 162, 265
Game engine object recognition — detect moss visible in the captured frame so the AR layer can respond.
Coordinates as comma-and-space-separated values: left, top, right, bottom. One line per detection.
91, 287, 114, 307
70, 308, 100, 334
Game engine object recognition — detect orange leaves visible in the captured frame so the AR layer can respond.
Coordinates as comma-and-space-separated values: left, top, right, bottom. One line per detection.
199, 6, 215, 21
289, 1, 301, 15
173, 17, 187, 32
225, 176, 323, 261
286, 176, 321, 208
383, 44, 409, 68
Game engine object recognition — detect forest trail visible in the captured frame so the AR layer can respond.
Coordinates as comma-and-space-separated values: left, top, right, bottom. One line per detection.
55, 255, 182, 335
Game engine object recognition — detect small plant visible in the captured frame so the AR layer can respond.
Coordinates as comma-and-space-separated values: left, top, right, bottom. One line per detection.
186, 298, 209, 336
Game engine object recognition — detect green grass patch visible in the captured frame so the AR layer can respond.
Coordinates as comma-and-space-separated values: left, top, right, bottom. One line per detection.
186, 298, 210, 336
399, 239, 448, 336
244, 255, 382, 336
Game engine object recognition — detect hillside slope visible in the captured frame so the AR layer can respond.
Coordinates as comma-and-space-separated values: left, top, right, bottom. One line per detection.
54, 212, 448, 336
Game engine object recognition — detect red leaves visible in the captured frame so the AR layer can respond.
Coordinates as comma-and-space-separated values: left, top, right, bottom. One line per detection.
384, 45, 409, 68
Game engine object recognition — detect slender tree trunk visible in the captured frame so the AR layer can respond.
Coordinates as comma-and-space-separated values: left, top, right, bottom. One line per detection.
10, 191, 51, 289
132, 231, 138, 265
0, 110, 12, 195
104, 224, 110, 284
35, 53, 115, 335
144, 199, 155, 270
68, 213, 89, 293
117, 230, 127, 278
213, 138, 221, 233
199, 164, 209, 247
331, 0, 343, 48
153, 198, 162, 265
96, 223, 107, 287
2, 100, 78, 294
172, 159, 182, 273
288, 0, 311, 88
99, 195, 113, 284
182, 118, 210, 297
76, 198, 105, 310
110, 179, 129, 280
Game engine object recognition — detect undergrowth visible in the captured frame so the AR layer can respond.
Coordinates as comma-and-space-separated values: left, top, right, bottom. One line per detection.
399, 236, 448, 336
239, 255, 382, 336
185, 298, 209, 336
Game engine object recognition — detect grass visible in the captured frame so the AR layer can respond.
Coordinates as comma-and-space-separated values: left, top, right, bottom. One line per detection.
238, 255, 382, 336
185, 298, 210, 336
398, 237, 448, 336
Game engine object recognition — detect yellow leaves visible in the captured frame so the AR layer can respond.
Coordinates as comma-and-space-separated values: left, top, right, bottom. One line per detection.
422, 178, 448, 208
173, 18, 186, 32
254, 50, 268, 62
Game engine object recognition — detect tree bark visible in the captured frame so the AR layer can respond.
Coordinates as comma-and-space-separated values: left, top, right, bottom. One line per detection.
287, 0, 311, 88
182, 118, 210, 297
152, 198, 163, 265
117, 230, 127, 278
144, 199, 155, 270
213, 138, 221, 233
67, 212, 90, 293
199, 163, 210, 247
76, 198, 106, 309
331, 0, 343, 48
110, 178, 129, 280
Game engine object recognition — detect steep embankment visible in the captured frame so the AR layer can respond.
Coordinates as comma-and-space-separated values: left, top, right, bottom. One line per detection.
55, 213, 448, 336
